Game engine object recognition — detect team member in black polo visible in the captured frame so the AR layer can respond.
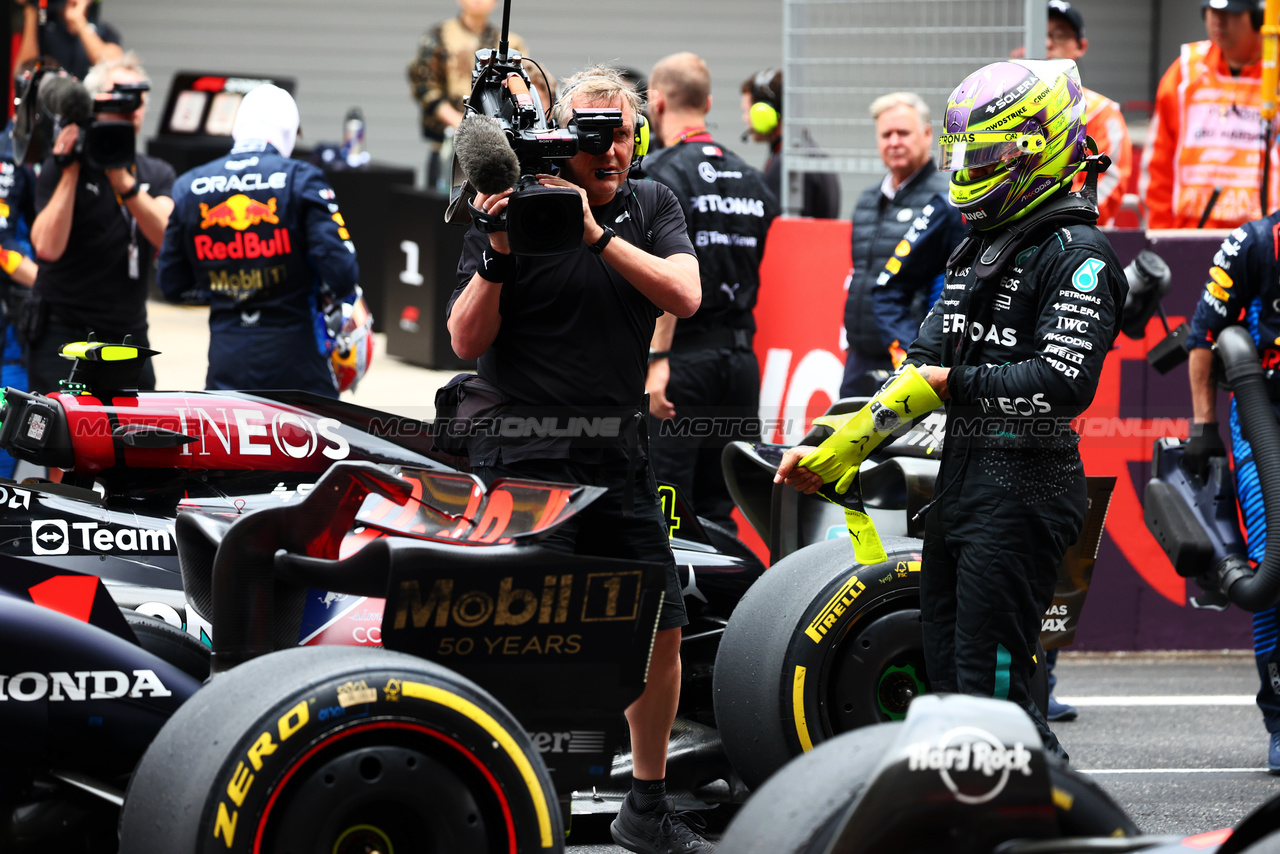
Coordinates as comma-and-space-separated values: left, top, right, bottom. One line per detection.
29, 54, 174, 392
447, 66, 710, 854
642, 52, 778, 532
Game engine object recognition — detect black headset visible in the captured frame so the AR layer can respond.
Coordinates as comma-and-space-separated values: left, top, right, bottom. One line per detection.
748, 68, 782, 136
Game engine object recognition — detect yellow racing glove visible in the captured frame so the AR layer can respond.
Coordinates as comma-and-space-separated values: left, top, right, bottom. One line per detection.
799, 364, 943, 494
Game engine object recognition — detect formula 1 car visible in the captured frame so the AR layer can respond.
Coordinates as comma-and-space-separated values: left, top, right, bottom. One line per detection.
718, 692, 1280, 854
0, 343, 1110, 851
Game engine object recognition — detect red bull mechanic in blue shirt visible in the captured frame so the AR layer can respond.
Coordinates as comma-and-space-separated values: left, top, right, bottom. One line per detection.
157, 84, 358, 397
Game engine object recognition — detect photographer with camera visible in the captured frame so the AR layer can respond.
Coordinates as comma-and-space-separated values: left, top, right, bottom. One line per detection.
158, 84, 362, 397
28, 53, 174, 393
447, 64, 710, 854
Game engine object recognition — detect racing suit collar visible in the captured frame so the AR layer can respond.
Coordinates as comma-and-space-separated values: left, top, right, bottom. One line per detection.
229, 140, 280, 157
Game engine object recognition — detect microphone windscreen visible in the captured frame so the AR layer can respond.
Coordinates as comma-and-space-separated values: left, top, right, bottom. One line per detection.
38, 76, 92, 127
454, 114, 520, 195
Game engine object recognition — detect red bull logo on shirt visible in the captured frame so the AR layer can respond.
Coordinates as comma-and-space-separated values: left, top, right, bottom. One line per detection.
194, 229, 292, 261
199, 194, 279, 231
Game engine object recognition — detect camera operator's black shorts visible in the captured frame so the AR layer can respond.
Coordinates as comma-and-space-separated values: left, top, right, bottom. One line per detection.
473, 455, 688, 631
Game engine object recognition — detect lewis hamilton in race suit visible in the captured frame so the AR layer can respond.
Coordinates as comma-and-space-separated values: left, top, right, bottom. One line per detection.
158, 84, 358, 397
641, 51, 778, 532
777, 59, 1126, 756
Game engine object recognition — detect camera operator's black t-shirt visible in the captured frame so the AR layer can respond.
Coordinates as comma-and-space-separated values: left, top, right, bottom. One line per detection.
34, 153, 175, 332
450, 178, 695, 460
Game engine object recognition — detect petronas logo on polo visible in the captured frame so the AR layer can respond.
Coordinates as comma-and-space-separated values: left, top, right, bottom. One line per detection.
1072, 258, 1105, 293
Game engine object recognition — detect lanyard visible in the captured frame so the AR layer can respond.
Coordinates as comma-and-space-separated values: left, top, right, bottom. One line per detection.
677, 127, 713, 144
114, 165, 140, 280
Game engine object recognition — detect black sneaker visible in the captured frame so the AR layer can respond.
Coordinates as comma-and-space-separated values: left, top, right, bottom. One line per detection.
610, 796, 716, 853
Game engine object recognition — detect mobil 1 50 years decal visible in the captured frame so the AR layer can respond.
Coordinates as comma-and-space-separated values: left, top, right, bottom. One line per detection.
387, 566, 650, 660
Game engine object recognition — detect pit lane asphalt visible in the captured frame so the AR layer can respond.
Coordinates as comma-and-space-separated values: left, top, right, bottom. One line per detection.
566, 651, 1276, 851
145, 305, 1280, 849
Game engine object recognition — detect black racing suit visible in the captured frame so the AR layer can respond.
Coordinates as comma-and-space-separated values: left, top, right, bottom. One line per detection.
905, 212, 1126, 756
641, 133, 778, 530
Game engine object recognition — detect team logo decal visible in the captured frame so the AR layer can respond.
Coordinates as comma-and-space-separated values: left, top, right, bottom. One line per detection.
199, 194, 279, 231
32, 520, 68, 555
1072, 258, 1106, 293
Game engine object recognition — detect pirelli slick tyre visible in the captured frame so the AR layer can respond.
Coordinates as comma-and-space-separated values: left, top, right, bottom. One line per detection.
118, 646, 562, 854
714, 536, 925, 790
122, 610, 211, 682
716, 722, 898, 854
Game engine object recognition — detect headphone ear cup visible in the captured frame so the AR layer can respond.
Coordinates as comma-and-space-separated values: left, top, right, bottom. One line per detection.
1254, 3, 1264, 30
633, 114, 649, 160
750, 101, 779, 136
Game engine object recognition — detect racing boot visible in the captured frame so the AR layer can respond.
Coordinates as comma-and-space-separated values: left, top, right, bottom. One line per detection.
611, 795, 716, 854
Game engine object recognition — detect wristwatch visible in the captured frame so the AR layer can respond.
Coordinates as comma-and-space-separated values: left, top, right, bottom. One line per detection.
589, 226, 616, 255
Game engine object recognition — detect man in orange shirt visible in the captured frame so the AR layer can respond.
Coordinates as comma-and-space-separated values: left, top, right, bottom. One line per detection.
1043, 1, 1133, 226
1141, 0, 1275, 229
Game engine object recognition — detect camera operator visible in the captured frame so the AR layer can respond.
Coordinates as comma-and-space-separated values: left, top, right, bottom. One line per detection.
15, 0, 123, 82
446, 66, 710, 854
28, 53, 174, 393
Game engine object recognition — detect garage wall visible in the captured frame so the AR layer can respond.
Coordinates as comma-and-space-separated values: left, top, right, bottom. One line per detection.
103, 0, 786, 185
1065, 0, 1157, 109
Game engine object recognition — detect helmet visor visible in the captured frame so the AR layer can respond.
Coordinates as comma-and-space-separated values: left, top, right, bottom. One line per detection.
936, 131, 1046, 173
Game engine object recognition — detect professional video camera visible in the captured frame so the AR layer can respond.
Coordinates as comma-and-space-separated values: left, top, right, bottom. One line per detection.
450, 0, 629, 255
13, 68, 148, 170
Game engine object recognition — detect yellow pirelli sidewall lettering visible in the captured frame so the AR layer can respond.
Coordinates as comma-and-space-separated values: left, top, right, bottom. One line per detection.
214, 801, 238, 846
805, 575, 867, 643
793, 666, 814, 752
401, 680, 554, 848
212, 699, 311, 848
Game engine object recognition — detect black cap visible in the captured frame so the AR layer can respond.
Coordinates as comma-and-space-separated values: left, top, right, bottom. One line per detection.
1200, 0, 1260, 12
1048, 0, 1085, 39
